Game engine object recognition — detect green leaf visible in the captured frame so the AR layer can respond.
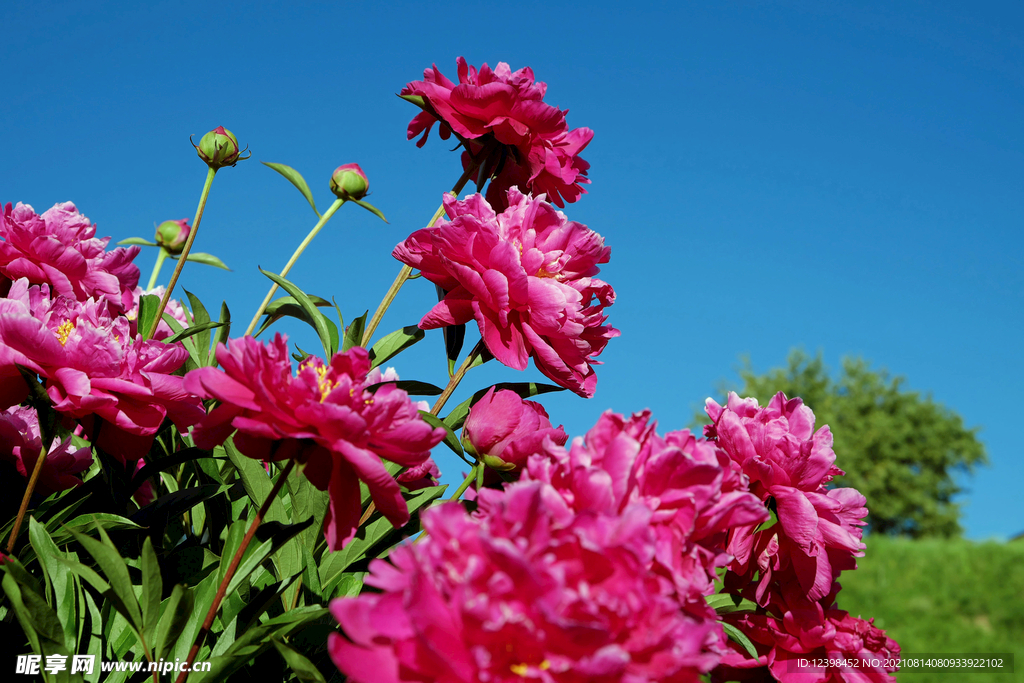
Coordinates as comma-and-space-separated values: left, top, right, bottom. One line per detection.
184, 289, 213, 358
117, 236, 157, 246
722, 621, 760, 659
260, 268, 335, 357
273, 638, 327, 682
223, 437, 289, 522
69, 527, 143, 629
138, 293, 161, 341
140, 537, 163, 648
170, 251, 231, 270
154, 583, 191, 662
399, 93, 426, 108
28, 519, 77, 651
164, 319, 225, 345
209, 300, 232, 366
263, 161, 320, 217
367, 380, 444, 396
368, 325, 425, 368
171, 570, 219, 662
343, 310, 368, 352
256, 295, 338, 352
352, 198, 388, 223
418, 410, 464, 459
707, 592, 759, 614
443, 382, 566, 431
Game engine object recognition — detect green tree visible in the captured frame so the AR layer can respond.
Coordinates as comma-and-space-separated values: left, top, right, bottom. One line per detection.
704, 350, 987, 538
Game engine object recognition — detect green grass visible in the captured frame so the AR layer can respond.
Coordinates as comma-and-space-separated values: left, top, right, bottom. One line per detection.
837, 535, 1024, 682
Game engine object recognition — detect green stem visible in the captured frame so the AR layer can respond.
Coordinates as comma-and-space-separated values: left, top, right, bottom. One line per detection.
448, 465, 478, 503
244, 198, 346, 337
148, 166, 217, 340
6, 443, 49, 554
176, 458, 296, 683
430, 340, 483, 416
360, 162, 481, 348
146, 247, 169, 291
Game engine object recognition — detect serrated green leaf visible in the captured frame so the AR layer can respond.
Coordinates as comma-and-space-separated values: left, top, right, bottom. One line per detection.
352, 198, 388, 222
260, 268, 335, 357
170, 251, 231, 270
368, 325, 425, 368
722, 621, 760, 659
443, 382, 566, 431
117, 236, 157, 246
263, 161, 320, 217
138, 294, 161, 341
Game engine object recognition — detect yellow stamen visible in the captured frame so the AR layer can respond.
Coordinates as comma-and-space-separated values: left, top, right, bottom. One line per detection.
510, 664, 528, 676
55, 320, 75, 346
315, 364, 334, 402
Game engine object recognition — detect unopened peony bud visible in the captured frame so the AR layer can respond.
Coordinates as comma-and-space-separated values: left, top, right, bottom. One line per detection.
330, 163, 369, 200
462, 387, 567, 471
154, 219, 191, 254
195, 126, 247, 168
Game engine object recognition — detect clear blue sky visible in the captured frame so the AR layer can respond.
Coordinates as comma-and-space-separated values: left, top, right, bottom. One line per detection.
3, 1, 1021, 539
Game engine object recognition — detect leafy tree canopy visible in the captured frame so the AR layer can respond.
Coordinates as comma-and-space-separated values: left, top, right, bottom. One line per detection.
701, 350, 987, 538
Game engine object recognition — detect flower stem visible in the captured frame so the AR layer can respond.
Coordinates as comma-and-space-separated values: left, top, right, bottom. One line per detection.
146, 247, 169, 291
430, 340, 484, 416
176, 458, 296, 683
448, 465, 478, 503
148, 166, 217, 340
360, 163, 481, 348
5, 442, 49, 554
244, 198, 346, 337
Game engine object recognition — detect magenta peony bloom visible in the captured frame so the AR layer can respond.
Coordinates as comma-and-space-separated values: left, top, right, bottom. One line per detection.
463, 386, 567, 470
715, 605, 900, 683
0, 202, 140, 314
524, 410, 767, 620
394, 189, 618, 398
705, 392, 867, 603
402, 57, 592, 209
0, 279, 204, 461
0, 406, 92, 497
330, 481, 723, 683
184, 335, 447, 550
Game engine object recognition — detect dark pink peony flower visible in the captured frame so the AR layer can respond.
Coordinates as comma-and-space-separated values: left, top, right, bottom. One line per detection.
524, 410, 767, 620
0, 406, 92, 497
463, 386, 567, 470
330, 481, 723, 683
394, 189, 619, 398
715, 605, 900, 683
402, 57, 592, 209
0, 202, 140, 314
705, 393, 867, 603
0, 279, 204, 461
183, 335, 447, 550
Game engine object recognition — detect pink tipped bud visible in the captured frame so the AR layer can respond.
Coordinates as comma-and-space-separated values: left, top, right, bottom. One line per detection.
330, 163, 369, 200
195, 126, 248, 168
154, 219, 191, 254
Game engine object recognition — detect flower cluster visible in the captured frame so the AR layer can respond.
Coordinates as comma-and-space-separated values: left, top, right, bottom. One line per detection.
402, 57, 593, 209
184, 335, 447, 549
0, 202, 140, 315
394, 188, 618, 398
0, 405, 92, 497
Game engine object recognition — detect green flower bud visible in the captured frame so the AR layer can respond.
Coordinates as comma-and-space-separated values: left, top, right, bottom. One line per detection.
194, 126, 248, 168
330, 163, 369, 200
154, 219, 191, 254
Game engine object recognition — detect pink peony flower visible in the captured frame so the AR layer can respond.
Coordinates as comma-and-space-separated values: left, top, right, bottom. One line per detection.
394, 189, 619, 398
402, 57, 592, 209
0, 279, 204, 461
705, 393, 867, 603
715, 605, 899, 683
0, 406, 92, 497
183, 335, 447, 550
0, 202, 140, 314
463, 386, 567, 470
329, 481, 723, 683
524, 410, 767, 619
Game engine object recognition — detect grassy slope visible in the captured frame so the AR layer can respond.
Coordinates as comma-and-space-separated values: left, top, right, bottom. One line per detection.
837, 535, 1024, 682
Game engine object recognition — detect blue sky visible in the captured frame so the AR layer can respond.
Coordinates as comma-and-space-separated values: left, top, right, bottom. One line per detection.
2, 0, 1021, 539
